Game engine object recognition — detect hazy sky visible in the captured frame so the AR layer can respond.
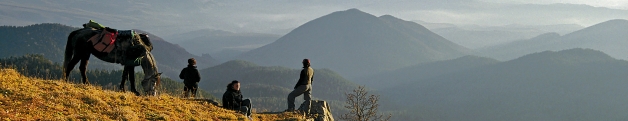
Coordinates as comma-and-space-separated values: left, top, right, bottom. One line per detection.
486, 0, 628, 9
203, 0, 628, 34
0, 0, 626, 36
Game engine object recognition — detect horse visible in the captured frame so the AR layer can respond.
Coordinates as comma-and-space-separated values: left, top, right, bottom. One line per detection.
63, 27, 161, 96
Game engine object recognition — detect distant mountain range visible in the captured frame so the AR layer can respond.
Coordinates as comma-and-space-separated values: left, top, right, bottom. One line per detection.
359, 55, 500, 90
421, 22, 583, 49
478, 19, 628, 61
237, 9, 470, 78
0, 24, 219, 78
163, 29, 281, 61
2, 0, 626, 37
371, 48, 628, 121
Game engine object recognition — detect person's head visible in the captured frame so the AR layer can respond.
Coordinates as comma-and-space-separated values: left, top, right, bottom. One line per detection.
188, 58, 196, 65
228, 80, 240, 91
302, 59, 310, 67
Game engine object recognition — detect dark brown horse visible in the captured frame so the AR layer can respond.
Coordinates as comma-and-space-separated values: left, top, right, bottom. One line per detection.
63, 28, 161, 96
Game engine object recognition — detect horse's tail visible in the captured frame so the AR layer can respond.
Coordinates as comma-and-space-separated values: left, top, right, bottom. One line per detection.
63, 29, 79, 78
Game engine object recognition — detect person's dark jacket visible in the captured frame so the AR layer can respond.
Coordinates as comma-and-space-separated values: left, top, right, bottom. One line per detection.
222, 87, 243, 110
294, 67, 314, 89
179, 65, 200, 84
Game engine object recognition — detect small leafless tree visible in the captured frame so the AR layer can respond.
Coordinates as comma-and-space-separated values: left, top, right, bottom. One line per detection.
340, 86, 391, 121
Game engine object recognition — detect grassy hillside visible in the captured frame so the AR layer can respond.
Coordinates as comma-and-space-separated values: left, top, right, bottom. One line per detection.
0, 68, 305, 120
0, 54, 215, 99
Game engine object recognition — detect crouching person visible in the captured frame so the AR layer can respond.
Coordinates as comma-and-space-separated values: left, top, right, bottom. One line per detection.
223, 80, 253, 120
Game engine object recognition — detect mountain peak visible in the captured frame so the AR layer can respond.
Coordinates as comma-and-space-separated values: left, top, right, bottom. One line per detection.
565, 19, 628, 36
583, 19, 628, 30
322, 8, 375, 20
344, 8, 364, 13
510, 48, 615, 64
238, 9, 468, 78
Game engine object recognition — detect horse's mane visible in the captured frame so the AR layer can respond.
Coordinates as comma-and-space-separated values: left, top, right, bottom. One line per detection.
139, 34, 153, 51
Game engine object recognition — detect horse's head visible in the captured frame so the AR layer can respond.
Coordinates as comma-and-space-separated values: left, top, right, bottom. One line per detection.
141, 72, 162, 96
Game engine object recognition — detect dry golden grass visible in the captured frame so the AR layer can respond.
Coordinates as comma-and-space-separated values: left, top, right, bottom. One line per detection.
0, 69, 306, 121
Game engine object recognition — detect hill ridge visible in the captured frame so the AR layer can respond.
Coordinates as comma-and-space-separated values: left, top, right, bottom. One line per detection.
379, 48, 628, 121
508, 48, 616, 64
478, 19, 628, 61
0, 68, 303, 120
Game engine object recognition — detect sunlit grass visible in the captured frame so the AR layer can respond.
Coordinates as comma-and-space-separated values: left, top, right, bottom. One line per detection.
0, 68, 306, 120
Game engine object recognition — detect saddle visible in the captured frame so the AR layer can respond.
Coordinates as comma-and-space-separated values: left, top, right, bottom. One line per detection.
87, 28, 118, 53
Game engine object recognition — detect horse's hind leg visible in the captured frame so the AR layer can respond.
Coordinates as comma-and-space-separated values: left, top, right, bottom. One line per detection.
64, 56, 82, 82
120, 69, 127, 92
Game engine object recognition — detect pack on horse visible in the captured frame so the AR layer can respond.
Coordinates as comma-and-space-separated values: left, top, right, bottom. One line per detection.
63, 21, 160, 96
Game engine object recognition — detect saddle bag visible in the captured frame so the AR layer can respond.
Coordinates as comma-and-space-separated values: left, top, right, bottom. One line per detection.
88, 30, 118, 53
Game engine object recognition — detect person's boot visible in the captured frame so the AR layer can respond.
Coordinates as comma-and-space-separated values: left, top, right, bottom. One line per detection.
284, 108, 295, 112
191, 89, 197, 98
184, 91, 189, 98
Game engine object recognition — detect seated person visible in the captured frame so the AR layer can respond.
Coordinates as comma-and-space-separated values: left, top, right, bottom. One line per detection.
222, 80, 252, 119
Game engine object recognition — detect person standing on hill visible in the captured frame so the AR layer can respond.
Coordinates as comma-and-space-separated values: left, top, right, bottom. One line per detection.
179, 58, 201, 98
223, 80, 253, 120
286, 59, 314, 112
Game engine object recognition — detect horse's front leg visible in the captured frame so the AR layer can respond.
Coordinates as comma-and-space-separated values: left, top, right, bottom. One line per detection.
124, 66, 141, 96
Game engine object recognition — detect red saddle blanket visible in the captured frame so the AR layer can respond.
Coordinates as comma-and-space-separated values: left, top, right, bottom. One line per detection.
88, 30, 118, 53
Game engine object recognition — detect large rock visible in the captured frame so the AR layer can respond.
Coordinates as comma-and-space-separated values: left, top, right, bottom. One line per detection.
298, 100, 334, 121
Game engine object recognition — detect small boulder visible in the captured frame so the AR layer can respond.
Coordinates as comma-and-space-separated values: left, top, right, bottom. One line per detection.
298, 100, 334, 121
